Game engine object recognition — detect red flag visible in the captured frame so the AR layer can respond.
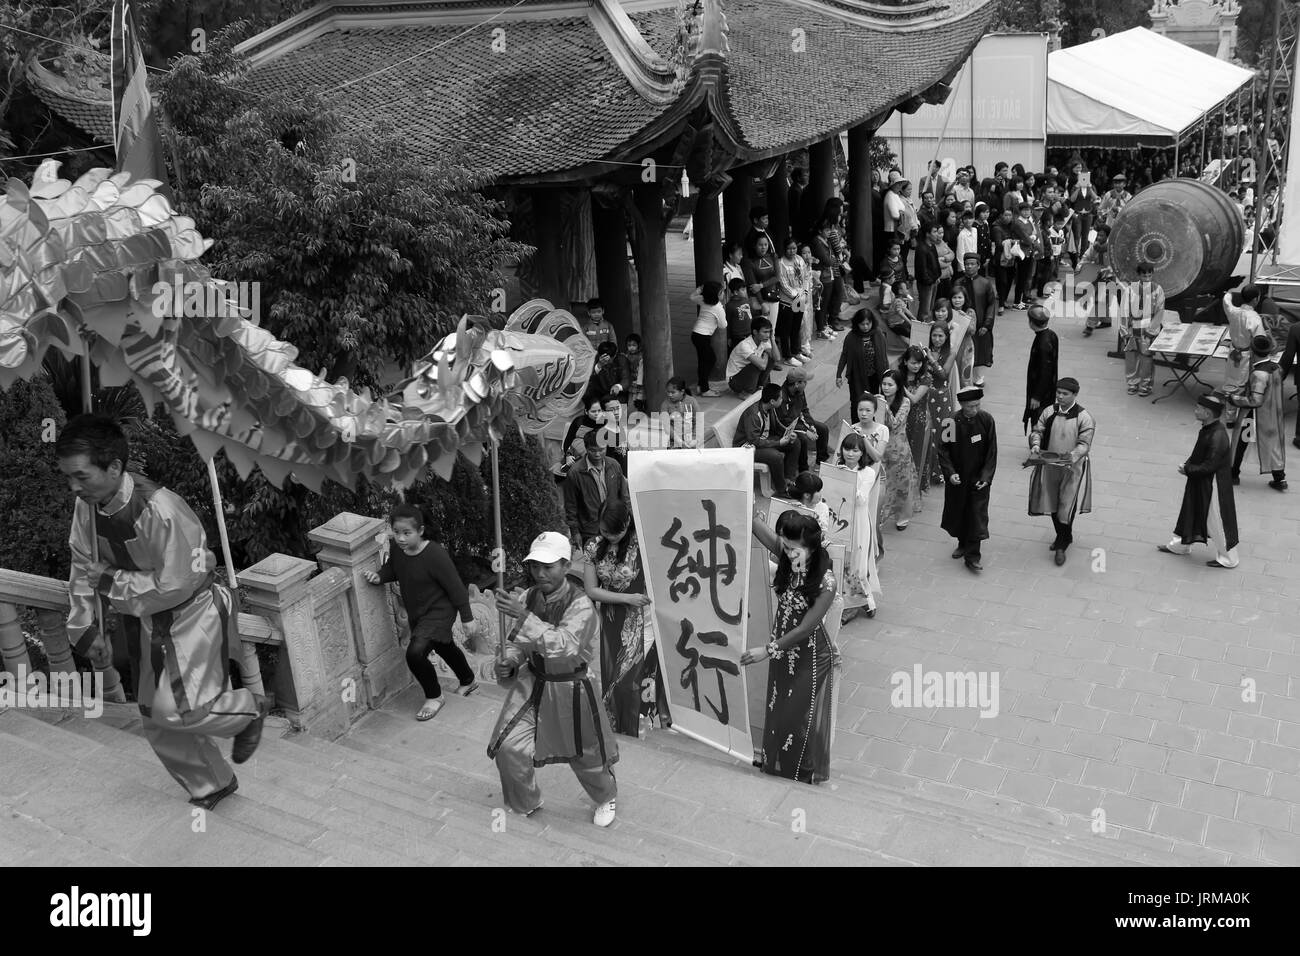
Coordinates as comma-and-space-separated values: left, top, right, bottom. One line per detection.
111, 0, 172, 200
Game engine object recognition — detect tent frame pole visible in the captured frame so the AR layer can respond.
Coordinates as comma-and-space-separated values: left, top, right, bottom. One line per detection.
1251, 0, 1283, 283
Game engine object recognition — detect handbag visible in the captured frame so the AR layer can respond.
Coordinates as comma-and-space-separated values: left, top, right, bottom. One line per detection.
762, 286, 780, 303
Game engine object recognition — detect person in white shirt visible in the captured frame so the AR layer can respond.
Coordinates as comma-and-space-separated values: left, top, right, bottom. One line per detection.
1222, 285, 1266, 410
948, 168, 976, 208
883, 172, 915, 245
726, 317, 777, 395
691, 280, 727, 397
955, 209, 979, 264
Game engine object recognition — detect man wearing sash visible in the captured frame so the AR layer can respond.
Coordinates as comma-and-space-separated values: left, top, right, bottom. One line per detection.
1222, 286, 1266, 408
1158, 395, 1240, 569
1228, 334, 1288, 491
1027, 378, 1095, 566
490, 532, 619, 826
57, 415, 266, 809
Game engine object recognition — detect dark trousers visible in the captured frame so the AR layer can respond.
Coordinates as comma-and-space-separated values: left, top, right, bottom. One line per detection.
691, 332, 716, 393
407, 617, 475, 699
729, 350, 775, 395
1034, 256, 1056, 294
776, 304, 801, 357
1051, 515, 1074, 550
955, 538, 982, 561
1013, 257, 1035, 305
993, 263, 1013, 305
755, 443, 800, 495
791, 420, 831, 470
825, 277, 846, 329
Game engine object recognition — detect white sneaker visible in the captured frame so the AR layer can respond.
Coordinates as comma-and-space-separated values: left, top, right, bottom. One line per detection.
800, 348, 813, 358
593, 799, 616, 827
786, 356, 803, 367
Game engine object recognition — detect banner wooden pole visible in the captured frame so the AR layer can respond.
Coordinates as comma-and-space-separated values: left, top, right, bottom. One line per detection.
491, 435, 507, 653
78, 345, 107, 653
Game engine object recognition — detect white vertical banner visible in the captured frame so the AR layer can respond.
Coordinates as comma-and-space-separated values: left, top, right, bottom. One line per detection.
628, 448, 753, 761
1278, 38, 1300, 266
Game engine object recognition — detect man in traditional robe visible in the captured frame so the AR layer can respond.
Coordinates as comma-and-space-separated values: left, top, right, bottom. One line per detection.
490, 532, 618, 826
1023, 305, 1058, 433
937, 386, 998, 572
1158, 394, 1240, 569
1120, 263, 1165, 397
1279, 317, 1300, 449
1027, 378, 1095, 566
57, 415, 266, 810
953, 252, 998, 386
1229, 333, 1287, 491
1222, 285, 1266, 410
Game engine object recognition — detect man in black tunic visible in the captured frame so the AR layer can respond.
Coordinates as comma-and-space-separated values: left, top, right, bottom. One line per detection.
938, 386, 998, 572
1157, 394, 1240, 569
1023, 305, 1058, 433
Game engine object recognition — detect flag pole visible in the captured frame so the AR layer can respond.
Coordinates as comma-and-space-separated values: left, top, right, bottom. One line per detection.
490, 435, 507, 653
79, 341, 106, 651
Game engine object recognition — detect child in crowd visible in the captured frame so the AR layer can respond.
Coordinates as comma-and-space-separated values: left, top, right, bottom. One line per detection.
793, 470, 831, 537
661, 375, 701, 449
624, 333, 645, 411
691, 280, 727, 398
583, 298, 616, 351
725, 276, 753, 354
887, 280, 915, 334
878, 240, 908, 285
1047, 213, 1067, 283
364, 504, 480, 721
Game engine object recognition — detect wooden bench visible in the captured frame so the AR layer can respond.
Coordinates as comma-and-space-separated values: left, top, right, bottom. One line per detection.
702, 391, 774, 497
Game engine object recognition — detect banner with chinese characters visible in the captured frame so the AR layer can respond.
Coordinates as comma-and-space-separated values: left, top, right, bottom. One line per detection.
629, 448, 752, 761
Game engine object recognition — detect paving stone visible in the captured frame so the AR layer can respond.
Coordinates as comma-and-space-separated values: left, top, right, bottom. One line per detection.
1057, 703, 1108, 732
1150, 805, 1207, 844
1196, 731, 1253, 764
1226, 712, 1278, 742
1260, 829, 1300, 866
862, 737, 913, 773
1099, 793, 1156, 830
1020, 720, 1072, 751
1079, 761, 1136, 794
1235, 794, 1292, 831
1182, 781, 1240, 818
906, 749, 957, 783
940, 730, 995, 761
1101, 712, 1155, 742
1204, 816, 1263, 857
949, 759, 1007, 793
1179, 703, 1232, 733
987, 740, 1040, 772
997, 771, 1055, 806
1130, 770, 1186, 807
1114, 740, 1169, 773
1250, 741, 1300, 774
1046, 781, 1104, 816
1132, 693, 1184, 723
1067, 732, 1122, 762
897, 719, 950, 750
1149, 722, 1199, 752
1035, 751, 1086, 783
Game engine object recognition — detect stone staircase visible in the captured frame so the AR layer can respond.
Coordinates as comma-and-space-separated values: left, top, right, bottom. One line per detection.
0, 678, 1201, 866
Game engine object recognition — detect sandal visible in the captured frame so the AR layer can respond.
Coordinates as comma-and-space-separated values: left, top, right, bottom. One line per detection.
416, 698, 445, 721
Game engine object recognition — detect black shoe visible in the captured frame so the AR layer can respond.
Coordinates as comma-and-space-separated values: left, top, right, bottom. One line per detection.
1205, 560, 1232, 569
951, 547, 966, 559
232, 697, 271, 765
864, 607, 876, 618
964, 558, 982, 572
1054, 549, 1066, 566
1082, 327, 1093, 337
1292, 437, 1300, 450
1269, 479, 1288, 491
189, 776, 238, 810
1231, 474, 1241, 486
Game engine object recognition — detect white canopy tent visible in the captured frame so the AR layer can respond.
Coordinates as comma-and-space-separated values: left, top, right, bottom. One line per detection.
1047, 28, 1253, 146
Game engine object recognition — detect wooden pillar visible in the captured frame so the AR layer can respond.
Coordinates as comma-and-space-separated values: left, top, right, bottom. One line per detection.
592, 197, 634, 343
722, 172, 752, 248
692, 187, 723, 285
802, 138, 836, 240
630, 182, 673, 410
531, 188, 566, 304
765, 158, 790, 248
847, 123, 875, 269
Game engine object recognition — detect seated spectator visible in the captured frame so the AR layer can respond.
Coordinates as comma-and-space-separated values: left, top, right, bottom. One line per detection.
726, 316, 778, 395
562, 438, 629, 549
583, 298, 616, 351
660, 375, 701, 449
877, 240, 908, 286
735, 383, 801, 498
562, 400, 626, 471
584, 341, 630, 406
773, 367, 830, 470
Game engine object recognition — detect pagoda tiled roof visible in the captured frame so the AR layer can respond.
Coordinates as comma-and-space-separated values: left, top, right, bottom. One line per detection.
25, 0, 1000, 182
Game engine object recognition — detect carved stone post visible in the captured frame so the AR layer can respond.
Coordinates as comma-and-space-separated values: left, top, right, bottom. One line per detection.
0, 602, 31, 677
241, 554, 364, 738
308, 512, 409, 707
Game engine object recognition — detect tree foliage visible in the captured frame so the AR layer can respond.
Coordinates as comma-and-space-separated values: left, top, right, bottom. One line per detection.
0, 376, 73, 579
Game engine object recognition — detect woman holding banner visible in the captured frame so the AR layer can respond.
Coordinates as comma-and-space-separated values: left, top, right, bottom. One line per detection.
741, 511, 837, 785
582, 500, 667, 737
836, 433, 882, 618
878, 373, 918, 531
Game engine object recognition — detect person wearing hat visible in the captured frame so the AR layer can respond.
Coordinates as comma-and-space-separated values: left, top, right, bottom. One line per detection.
1222, 285, 1266, 409
773, 366, 830, 471
1022, 305, 1058, 432
883, 171, 917, 250
954, 251, 998, 384
1120, 263, 1165, 397
1159, 395, 1240, 568
1228, 333, 1287, 491
490, 531, 619, 825
563, 435, 630, 549
936, 385, 998, 572
1099, 173, 1131, 228
1027, 378, 1095, 565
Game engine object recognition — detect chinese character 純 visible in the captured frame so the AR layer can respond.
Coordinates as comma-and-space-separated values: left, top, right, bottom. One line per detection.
660, 499, 741, 624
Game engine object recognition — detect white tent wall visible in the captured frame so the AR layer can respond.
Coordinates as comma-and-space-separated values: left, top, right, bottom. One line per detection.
1047, 27, 1253, 143
874, 33, 1048, 184
1278, 35, 1300, 268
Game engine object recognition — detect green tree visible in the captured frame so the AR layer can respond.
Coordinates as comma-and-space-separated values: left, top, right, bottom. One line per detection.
0, 376, 73, 579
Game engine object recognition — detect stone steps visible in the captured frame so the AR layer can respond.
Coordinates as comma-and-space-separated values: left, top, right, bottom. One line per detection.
0, 685, 1200, 865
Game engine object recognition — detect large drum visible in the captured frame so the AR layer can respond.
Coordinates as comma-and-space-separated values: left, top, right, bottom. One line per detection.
1108, 179, 1244, 299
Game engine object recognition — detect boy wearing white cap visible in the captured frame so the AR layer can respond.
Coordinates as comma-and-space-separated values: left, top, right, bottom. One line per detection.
489, 532, 619, 826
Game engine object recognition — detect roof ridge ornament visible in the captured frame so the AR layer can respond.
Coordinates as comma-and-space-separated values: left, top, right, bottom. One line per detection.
670, 0, 704, 94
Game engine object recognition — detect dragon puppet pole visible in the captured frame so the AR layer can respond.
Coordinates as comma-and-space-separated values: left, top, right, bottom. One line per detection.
205, 459, 237, 589
77, 341, 108, 644
491, 434, 507, 654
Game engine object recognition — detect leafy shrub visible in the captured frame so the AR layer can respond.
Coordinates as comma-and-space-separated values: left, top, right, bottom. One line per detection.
0, 376, 73, 579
